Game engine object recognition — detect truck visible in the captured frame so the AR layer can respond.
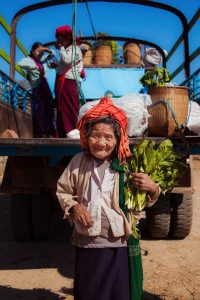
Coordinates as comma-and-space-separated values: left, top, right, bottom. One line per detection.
0, 1, 200, 241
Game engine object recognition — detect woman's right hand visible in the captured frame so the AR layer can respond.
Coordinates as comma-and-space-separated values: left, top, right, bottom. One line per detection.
72, 204, 94, 227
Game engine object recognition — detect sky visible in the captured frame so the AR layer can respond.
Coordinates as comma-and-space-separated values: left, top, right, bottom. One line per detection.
0, 0, 199, 90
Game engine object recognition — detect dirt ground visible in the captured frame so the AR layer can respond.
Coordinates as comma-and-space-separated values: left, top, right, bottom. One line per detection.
0, 157, 200, 300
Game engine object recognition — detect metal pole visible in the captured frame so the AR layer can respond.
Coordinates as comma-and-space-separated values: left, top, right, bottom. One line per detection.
10, 18, 17, 79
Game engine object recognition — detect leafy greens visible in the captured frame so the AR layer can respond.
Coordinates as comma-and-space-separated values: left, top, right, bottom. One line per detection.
124, 139, 187, 238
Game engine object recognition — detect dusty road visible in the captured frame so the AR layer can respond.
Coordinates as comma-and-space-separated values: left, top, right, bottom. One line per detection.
0, 157, 200, 300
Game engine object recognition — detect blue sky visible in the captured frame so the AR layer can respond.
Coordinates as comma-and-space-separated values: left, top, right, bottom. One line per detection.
0, 0, 199, 89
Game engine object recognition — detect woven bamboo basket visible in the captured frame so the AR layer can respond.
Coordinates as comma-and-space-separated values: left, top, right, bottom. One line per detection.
81, 42, 92, 65
148, 86, 189, 136
94, 45, 113, 65
123, 42, 142, 65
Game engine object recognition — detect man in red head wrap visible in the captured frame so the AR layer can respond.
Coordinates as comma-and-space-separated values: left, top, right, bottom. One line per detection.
55, 25, 80, 46
54, 25, 84, 137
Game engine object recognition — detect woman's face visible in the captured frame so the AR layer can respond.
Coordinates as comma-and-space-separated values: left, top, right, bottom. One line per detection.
32, 46, 43, 60
56, 35, 71, 48
88, 123, 117, 160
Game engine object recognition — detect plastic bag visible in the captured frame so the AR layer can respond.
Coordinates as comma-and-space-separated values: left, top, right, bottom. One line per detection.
79, 93, 152, 137
187, 101, 200, 135
143, 47, 162, 67
67, 129, 80, 139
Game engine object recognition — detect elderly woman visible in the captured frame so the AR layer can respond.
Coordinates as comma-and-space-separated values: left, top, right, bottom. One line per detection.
56, 97, 159, 300
55, 25, 84, 138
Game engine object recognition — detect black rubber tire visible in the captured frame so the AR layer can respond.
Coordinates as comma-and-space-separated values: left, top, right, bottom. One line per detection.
170, 193, 193, 239
32, 193, 55, 240
11, 194, 33, 241
145, 194, 171, 239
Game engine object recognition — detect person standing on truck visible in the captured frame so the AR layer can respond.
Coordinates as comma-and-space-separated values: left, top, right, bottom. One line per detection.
56, 97, 160, 300
18, 42, 57, 138
54, 25, 85, 138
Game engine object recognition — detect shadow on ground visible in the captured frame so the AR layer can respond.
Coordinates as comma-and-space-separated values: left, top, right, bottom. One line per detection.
0, 194, 163, 300
0, 285, 67, 300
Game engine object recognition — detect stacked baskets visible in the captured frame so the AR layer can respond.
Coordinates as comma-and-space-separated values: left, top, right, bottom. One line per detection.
148, 86, 189, 136
81, 42, 92, 65
93, 45, 113, 65
123, 42, 142, 65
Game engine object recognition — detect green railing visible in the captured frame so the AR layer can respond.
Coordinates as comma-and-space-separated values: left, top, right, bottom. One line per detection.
0, 15, 27, 78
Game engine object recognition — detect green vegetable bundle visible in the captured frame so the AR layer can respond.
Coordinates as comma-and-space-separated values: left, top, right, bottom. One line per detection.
139, 66, 170, 87
124, 139, 187, 238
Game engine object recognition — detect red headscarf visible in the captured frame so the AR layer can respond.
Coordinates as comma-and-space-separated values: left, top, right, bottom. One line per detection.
55, 25, 80, 44
77, 97, 131, 163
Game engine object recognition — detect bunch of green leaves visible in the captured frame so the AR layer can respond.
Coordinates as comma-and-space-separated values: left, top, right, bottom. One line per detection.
139, 66, 170, 87
125, 139, 187, 211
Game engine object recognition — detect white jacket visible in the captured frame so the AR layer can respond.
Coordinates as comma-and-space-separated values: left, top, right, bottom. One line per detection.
56, 45, 83, 81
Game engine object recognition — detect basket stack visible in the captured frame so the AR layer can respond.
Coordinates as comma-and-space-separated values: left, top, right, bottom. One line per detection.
123, 43, 142, 65
81, 42, 92, 65
148, 86, 189, 136
94, 45, 113, 65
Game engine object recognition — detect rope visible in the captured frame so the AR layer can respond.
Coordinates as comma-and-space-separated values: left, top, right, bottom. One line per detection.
147, 98, 190, 153
148, 99, 184, 129
84, 0, 97, 38
71, 0, 86, 105
185, 99, 192, 126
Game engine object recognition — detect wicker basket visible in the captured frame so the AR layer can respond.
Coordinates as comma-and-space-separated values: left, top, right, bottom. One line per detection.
94, 45, 113, 65
81, 42, 92, 65
123, 42, 141, 65
148, 86, 189, 136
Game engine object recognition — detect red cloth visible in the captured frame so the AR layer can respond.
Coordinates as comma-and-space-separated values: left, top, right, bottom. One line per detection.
55, 25, 72, 38
77, 97, 131, 162
55, 25, 80, 44
56, 78, 80, 137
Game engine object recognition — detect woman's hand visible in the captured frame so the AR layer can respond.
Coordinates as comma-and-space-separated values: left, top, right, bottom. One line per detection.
72, 204, 94, 227
131, 172, 159, 200
40, 46, 52, 53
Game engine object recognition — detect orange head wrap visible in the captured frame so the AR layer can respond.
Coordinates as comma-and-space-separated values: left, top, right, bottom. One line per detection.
77, 97, 131, 163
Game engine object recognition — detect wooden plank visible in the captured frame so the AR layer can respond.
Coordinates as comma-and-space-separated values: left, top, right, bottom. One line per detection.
171, 186, 194, 194
0, 135, 200, 146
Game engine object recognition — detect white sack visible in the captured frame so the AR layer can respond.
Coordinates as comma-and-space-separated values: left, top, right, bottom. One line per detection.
79, 93, 152, 137
143, 47, 162, 67
187, 101, 200, 135
67, 129, 80, 139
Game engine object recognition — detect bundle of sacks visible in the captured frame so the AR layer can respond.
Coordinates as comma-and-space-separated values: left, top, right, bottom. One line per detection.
67, 98, 200, 138
78, 93, 152, 138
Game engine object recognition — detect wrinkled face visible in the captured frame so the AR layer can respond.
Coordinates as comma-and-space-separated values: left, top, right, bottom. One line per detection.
88, 123, 117, 160
32, 46, 43, 60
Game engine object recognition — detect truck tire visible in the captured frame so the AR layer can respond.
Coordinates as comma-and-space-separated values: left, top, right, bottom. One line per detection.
32, 193, 55, 240
11, 194, 33, 241
145, 194, 171, 239
170, 193, 192, 239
